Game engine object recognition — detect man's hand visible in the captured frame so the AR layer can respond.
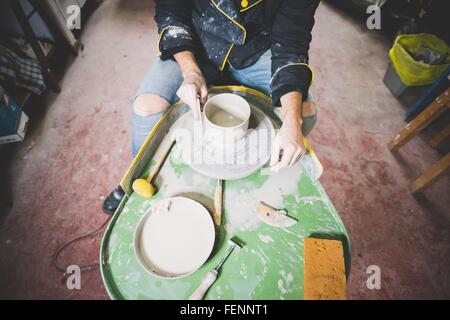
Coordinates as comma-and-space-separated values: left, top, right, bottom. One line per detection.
270, 117, 306, 170
270, 92, 306, 170
174, 51, 208, 120
176, 72, 208, 120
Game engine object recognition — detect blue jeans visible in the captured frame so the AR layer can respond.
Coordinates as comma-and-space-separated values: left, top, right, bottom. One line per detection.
132, 50, 316, 157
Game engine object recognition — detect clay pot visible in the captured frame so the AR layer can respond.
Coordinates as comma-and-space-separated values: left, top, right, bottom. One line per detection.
203, 93, 251, 146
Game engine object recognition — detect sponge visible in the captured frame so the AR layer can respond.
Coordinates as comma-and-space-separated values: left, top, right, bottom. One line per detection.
303, 238, 347, 300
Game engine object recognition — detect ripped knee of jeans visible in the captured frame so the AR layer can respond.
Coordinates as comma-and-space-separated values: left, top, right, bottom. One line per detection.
133, 93, 170, 117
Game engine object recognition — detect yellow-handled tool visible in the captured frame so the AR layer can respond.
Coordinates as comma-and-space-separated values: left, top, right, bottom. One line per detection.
132, 140, 176, 198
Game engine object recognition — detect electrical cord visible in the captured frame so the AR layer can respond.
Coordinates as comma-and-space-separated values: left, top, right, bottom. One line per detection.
52, 216, 111, 273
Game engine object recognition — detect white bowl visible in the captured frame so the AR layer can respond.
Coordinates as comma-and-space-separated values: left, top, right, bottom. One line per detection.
203, 93, 251, 146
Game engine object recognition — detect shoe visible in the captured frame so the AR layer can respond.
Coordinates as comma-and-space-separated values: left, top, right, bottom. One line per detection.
102, 186, 125, 215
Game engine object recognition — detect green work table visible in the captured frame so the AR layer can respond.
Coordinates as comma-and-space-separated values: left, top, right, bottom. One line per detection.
100, 86, 350, 300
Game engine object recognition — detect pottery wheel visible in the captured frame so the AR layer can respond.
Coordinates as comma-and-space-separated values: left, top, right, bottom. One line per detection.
173, 103, 275, 180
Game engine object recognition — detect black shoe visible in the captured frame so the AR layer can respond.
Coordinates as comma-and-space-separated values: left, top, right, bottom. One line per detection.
102, 186, 125, 215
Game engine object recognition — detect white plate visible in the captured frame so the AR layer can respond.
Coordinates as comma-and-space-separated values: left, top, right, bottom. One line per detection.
134, 197, 215, 279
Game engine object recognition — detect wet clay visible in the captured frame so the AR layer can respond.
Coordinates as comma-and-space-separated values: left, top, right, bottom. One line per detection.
208, 108, 244, 127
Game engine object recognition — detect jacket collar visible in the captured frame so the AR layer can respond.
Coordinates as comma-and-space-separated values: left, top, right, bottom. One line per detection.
210, 0, 247, 44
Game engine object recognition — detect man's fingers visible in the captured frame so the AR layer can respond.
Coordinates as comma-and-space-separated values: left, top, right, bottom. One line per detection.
289, 147, 303, 167
279, 145, 295, 169
177, 84, 201, 120
188, 93, 200, 119
200, 85, 208, 106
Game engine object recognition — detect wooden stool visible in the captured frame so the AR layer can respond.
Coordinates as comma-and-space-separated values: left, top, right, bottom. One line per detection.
8, 0, 62, 93
388, 89, 450, 194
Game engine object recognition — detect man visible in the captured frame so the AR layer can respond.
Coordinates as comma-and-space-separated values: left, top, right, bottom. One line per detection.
103, 0, 320, 214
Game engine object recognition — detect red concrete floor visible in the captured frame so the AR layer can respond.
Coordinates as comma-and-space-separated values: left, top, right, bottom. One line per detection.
0, 1, 449, 299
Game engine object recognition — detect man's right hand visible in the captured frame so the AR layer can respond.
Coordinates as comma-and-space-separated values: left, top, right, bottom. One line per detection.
176, 71, 208, 120
174, 51, 208, 120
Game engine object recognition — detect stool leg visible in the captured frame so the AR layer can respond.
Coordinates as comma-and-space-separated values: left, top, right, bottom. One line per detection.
429, 124, 450, 149
388, 90, 449, 152
410, 153, 450, 194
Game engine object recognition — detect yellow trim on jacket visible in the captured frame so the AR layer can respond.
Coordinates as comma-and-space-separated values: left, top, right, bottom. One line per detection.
240, 0, 263, 12
156, 26, 172, 52
270, 62, 315, 85
221, 44, 235, 71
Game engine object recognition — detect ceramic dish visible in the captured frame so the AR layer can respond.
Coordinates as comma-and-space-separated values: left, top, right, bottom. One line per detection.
134, 197, 215, 279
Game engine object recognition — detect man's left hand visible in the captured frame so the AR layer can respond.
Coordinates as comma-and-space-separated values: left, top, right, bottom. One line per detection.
270, 116, 305, 170
270, 91, 306, 170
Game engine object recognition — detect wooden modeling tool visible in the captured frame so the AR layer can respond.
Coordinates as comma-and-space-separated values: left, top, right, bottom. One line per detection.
213, 179, 223, 226
196, 96, 203, 138
256, 202, 297, 228
189, 237, 244, 300
132, 140, 176, 198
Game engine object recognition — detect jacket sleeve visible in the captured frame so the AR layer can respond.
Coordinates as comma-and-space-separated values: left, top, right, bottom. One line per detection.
155, 0, 197, 60
270, 0, 319, 106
